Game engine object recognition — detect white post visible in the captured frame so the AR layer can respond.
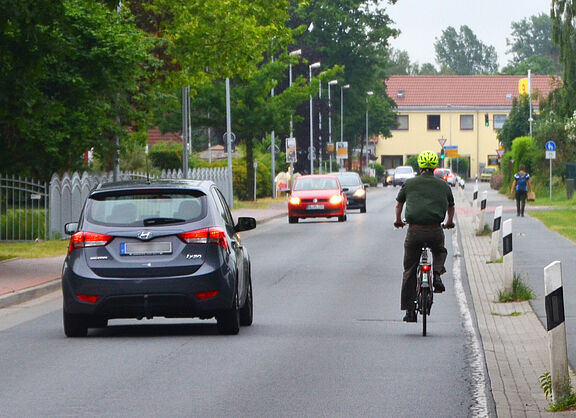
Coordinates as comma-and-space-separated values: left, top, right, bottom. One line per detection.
490, 206, 502, 261
472, 182, 479, 226
544, 261, 571, 403
502, 219, 513, 294
477, 191, 487, 234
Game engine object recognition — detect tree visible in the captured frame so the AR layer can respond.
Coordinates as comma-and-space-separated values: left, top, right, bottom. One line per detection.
552, 0, 576, 116
387, 49, 417, 75
497, 96, 531, 151
434, 25, 498, 75
501, 55, 558, 75
0, 0, 155, 178
288, 0, 399, 173
506, 14, 560, 74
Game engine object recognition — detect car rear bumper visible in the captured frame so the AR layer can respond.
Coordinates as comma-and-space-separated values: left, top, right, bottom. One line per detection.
62, 261, 235, 320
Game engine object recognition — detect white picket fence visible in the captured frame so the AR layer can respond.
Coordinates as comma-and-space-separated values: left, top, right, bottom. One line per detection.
47, 168, 230, 239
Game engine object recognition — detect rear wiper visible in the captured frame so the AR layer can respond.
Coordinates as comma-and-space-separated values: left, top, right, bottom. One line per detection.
143, 217, 185, 226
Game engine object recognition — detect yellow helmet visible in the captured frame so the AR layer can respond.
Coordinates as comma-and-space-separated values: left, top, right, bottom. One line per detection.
417, 150, 439, 169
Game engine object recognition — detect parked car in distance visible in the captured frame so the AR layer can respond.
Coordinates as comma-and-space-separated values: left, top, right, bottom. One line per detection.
392, 165, 416, 186
384, 169, 395, 187
480, 166, 496, 182
288, 174, 347, 223
433, 167, 456, 187
331, 171, 367, 213
62, 179, 256, 337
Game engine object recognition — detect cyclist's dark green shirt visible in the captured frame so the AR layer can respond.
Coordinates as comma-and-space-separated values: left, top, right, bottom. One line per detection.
396, 171, 454, 225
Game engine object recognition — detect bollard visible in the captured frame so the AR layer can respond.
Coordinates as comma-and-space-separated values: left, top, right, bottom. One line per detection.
567, 179, 574, 200
502, 219, 513, 294
472, 182, 479, 227
476, 191, 487, 234
490, 206, 502, 261
544, 261, 571, 403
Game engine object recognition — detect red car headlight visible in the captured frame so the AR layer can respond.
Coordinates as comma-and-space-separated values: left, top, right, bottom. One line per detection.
289, 196, 301, 205
329, 194, 343, 204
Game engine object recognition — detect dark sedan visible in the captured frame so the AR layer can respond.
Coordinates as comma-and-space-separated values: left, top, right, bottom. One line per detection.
62, 180, 256, 337
331, 171, 367, 213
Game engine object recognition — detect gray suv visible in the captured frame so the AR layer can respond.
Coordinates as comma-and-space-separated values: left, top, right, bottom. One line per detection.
62, 180, 256, 337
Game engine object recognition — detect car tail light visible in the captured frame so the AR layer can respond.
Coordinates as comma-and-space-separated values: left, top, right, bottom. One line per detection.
77, 294, 101, 303
353, 188, 366, 197
179, 227, 227, 250
195, 290, 218, 300
68, 231, 113, 254
421, 264, 431, 272
289, 196, 301, 205
329, 194, 343, 204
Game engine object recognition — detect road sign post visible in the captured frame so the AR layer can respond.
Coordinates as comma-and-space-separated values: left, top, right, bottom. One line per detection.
546, 141, 556, 201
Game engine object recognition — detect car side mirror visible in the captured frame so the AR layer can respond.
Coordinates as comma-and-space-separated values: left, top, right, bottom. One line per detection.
64, 222, 78, 235
235, 217, 256, 232
342, 187, 349, 192
364, 184, 370, 189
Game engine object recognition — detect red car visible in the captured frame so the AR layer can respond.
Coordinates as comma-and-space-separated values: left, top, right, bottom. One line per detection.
288, 175, 348, 223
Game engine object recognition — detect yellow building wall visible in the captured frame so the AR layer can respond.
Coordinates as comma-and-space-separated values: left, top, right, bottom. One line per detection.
376, 111, 501, 178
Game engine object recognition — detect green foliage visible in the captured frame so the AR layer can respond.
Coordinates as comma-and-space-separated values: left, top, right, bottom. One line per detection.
361, 175, 377, 187
149, 142, 182, 170
552, 1, 576, 116
405, 155, 419, 172
540, 372, 553, 400
0, 209, 48, 240
452, 157, 470, 178
434, 25, 498, 75
370, 162, 386, 180
497, 96, 531, 151
510, 136, 537, 174
539, 370, 576, 411
497, 274, 535, 302
505, 14, 560, 74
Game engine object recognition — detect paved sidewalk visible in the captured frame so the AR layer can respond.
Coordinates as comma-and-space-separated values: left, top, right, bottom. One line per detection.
456, 183, 574, 417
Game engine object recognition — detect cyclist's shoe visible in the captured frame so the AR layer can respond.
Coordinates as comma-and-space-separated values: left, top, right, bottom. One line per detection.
403, 310, 417, 323
433, 274, 445, 293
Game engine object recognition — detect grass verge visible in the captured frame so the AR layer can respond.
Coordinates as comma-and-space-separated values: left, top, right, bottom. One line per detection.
530, 209, 576, 243
0, 240, 69, 261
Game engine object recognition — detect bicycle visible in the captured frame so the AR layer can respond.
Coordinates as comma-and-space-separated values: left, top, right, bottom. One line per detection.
416, 244, 434, 337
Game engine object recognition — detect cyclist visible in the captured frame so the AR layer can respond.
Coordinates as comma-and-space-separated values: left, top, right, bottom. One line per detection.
393, 151, 455, 323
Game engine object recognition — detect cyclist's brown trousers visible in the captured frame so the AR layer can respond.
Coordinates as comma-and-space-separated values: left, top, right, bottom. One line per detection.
401, 226, 447, 311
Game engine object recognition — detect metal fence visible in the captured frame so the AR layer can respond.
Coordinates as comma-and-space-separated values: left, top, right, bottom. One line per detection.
1, 168, 230, 241
0, 175, 49, 241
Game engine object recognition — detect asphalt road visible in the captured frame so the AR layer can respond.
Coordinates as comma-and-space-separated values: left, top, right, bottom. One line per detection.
0, 187, 488, 417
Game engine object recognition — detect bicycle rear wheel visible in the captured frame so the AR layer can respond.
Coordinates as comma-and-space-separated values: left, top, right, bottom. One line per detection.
421, 287, 429, 337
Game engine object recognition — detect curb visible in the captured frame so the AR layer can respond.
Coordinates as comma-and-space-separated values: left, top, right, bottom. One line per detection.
0, 279, 61, 309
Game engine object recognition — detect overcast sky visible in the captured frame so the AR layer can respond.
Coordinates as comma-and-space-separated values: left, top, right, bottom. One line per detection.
385, 0, 552, 69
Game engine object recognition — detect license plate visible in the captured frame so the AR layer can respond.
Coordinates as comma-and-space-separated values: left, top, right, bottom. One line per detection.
120, 242, 172, 256
307, 204, 324, 210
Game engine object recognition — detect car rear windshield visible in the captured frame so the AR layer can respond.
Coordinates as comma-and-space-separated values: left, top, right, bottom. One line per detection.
294, 178, 339, 191
86, 190, 207, 226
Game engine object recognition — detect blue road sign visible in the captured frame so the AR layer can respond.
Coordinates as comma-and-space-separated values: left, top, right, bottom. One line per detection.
546, 141, 556, 151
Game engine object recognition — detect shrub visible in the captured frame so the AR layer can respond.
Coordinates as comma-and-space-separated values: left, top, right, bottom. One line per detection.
490, 172, 504, 190
149, 142, 182, 170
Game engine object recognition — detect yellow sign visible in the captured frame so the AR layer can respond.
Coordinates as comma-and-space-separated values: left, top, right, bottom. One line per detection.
326, 143, 335, 154
336, 141, 348, 159
518, 78, 529, 95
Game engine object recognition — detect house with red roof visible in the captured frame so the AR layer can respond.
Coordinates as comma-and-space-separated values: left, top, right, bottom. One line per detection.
378, 75, 559, 178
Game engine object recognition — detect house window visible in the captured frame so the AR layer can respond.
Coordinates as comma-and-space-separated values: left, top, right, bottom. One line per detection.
394, 115, 409, 130
427, 115, 440, 130
460, 115, 474, 130
494, 114, 507, 129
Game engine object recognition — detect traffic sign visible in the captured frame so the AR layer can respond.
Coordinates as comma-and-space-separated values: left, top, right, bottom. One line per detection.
546, 141, 556, 151
497, 149, 505, 158
438, 138, 447, 147
546, 151, 556, 160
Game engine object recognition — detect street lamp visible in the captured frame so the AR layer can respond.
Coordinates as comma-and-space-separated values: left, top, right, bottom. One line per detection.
288, 49, 301, 137
288, 49, 301, 191
309, 61, 321, 174
365, 91, 373, 174
340, 84, 350, 170
327, 80, 338, 172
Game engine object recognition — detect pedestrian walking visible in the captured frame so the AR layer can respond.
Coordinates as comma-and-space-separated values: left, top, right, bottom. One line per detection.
511, 164, 532, 217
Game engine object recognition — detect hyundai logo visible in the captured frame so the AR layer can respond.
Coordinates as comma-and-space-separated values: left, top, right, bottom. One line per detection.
137, 231, 153, 240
